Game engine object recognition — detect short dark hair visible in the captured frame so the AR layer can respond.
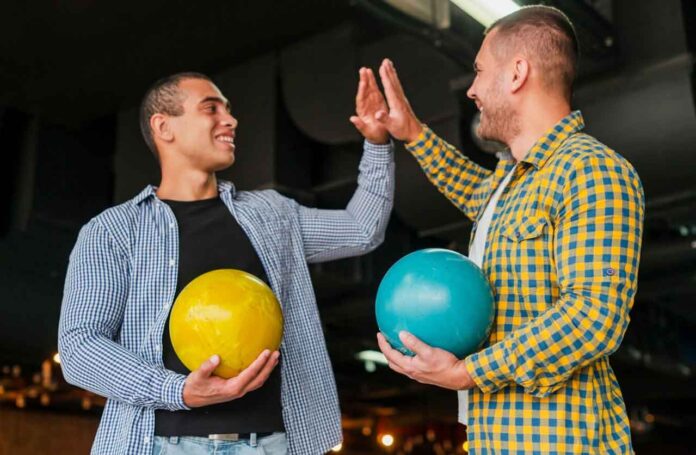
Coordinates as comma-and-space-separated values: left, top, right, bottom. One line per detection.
139, 72, 213, 158
486, 5, 579, 101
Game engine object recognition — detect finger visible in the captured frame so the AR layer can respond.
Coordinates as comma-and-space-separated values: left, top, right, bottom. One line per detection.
386, 59, 409, 101
224, 349, 271, 390
356, 68, 367, 98
375, 110, 395, 130
244, 351, 280, 393
399, 331, 434, 359
377, 332, 412, 371
350, 115, 367, 131
387, 360, 409, 377
379, 60, 401, 110
194, 354, 220, 379
365, 68, 381, 97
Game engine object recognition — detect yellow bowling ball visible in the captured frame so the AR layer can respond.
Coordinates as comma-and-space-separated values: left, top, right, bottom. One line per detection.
169, 269, 283, 378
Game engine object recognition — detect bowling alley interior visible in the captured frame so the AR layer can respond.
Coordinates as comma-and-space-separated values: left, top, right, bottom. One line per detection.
1, 0, 695, 454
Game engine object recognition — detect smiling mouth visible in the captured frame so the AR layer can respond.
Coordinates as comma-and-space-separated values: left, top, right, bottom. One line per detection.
215, 135, 236, 152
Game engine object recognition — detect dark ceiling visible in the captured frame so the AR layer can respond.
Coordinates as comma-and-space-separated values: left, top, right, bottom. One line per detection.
0, 0, 351, 123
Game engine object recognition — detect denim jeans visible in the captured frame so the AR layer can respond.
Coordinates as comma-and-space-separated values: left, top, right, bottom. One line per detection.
152, 433, 287, 455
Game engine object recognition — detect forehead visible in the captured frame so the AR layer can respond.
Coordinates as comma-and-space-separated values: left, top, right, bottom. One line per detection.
179, 78, 227, 104
477, 29, 499, 62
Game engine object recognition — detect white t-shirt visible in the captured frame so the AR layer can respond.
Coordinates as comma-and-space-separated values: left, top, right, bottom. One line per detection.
459, 163, 517, 424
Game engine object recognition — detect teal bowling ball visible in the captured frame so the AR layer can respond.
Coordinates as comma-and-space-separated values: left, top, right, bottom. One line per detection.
376, 248, 495, 358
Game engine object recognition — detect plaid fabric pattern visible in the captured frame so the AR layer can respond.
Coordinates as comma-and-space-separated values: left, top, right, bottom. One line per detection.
406, 111, 645, 455
58, 141, 394, 455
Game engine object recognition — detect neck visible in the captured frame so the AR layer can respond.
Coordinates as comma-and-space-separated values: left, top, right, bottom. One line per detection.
156, 164, 219, 201
507, 96, 571, 162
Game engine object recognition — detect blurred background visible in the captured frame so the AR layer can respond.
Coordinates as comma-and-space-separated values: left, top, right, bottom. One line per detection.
0, 0, 695, 453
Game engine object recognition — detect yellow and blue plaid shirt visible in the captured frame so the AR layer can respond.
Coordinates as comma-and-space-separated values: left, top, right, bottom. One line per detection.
405, 111, 644, 455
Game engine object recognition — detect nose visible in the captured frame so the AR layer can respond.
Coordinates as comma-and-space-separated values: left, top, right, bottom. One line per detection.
221, 111, 238, 129
466, 83, 476, 101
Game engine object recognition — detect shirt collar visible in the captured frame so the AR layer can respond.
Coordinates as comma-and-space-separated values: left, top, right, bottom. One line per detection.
520, 110, 585, 170
132, 180, 237, 205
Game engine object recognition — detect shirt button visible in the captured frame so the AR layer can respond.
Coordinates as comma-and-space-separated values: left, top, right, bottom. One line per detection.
515, 232, 521, 239
605, 267, 616, 276
155, 345, 161, 352
144, 436, 150, 444
169, 223, 174, 229
163, 302, 169, 310
169, 259, 175, 267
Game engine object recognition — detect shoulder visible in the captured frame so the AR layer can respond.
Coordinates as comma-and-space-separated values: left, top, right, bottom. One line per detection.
79, 200, 139, 257
554, 133, 643, 193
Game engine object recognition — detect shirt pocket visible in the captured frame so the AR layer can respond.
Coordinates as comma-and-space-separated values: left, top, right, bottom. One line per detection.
499, 215, 552, 316
500, 214, 548, 242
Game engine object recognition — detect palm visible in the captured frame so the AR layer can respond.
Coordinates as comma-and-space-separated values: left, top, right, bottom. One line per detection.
351, 68, 389, 144
357, 83, 387, 131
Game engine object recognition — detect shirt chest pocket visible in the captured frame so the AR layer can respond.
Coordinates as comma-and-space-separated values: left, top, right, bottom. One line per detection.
498, 215, 550, 279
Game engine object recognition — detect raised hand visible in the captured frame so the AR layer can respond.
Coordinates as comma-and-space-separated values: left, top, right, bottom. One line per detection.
350, 67, 390, 144
182, 350, 279, 408
375, 59, 424, 143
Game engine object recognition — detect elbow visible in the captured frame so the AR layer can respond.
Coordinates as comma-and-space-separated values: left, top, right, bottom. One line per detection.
56, 332, 87, 389
360, 218, 388, 254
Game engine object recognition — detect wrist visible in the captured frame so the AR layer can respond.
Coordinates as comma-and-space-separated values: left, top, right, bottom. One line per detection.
366, 135, 390, 145
405, 120, 424, 144
455, 360, 475, 390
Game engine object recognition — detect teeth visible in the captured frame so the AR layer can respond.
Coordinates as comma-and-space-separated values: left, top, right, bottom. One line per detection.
216, 135, 235, 144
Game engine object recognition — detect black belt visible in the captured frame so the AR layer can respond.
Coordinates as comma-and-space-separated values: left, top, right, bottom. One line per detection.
208, 432, 274, 441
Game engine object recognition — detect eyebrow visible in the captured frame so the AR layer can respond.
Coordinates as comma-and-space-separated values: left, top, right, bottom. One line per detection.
199, 96, 231, 112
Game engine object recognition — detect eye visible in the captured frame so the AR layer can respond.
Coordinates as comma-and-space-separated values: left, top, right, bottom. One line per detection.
205, 105, 216, 113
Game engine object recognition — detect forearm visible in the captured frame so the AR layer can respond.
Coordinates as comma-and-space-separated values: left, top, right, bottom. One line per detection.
58, 326, 189, 411
464, 288, 632, 397
301, 139, 394, 263
405, 126, 492, 221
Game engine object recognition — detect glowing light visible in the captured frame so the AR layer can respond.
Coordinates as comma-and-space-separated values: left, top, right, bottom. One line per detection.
462, 440, 469, 452
53, 353, 61, 364
380, 434, 395, 447
450, 0, 520, 27
331, 443, 343, 452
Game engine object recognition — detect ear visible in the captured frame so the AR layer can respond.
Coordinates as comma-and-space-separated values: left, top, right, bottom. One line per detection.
510, 57, 530, 94
150, 113, 174, 144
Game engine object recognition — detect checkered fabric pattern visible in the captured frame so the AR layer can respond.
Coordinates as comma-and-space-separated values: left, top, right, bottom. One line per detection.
58, 141, 394, 455
406, 111, 644, 455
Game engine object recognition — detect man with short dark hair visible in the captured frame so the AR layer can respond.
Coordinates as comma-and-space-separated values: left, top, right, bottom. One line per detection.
58, 70, 394, 454
370, 5, 644, 454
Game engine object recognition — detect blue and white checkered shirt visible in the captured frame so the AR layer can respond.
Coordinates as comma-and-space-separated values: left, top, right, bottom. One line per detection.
58, 140, 394, 455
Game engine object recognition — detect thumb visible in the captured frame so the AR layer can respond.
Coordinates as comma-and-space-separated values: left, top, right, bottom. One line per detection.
196, 354, 220, 378
399, 331, 433, 358
350, 115, 367, 132
375, 110, 395, 131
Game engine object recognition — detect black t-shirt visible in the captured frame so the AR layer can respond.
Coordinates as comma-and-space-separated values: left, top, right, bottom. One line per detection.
154, 197, 284, 436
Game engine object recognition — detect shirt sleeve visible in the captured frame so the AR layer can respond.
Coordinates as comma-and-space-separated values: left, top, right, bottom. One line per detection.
58, 220, 189, 411
297, 139, 395, 263
464, 153, 645, 398
404, 126, 494, 221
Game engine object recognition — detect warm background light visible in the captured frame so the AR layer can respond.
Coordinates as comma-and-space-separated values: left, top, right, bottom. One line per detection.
380, 433, 394, 447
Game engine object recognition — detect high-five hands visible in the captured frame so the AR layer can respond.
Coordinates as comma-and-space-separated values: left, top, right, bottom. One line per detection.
350, 67, 390, 144
182, 350, 279, 408
350, 59, 424, 144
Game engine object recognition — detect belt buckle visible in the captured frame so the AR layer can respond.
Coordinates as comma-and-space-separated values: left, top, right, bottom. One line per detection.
208, 433, 240, 441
